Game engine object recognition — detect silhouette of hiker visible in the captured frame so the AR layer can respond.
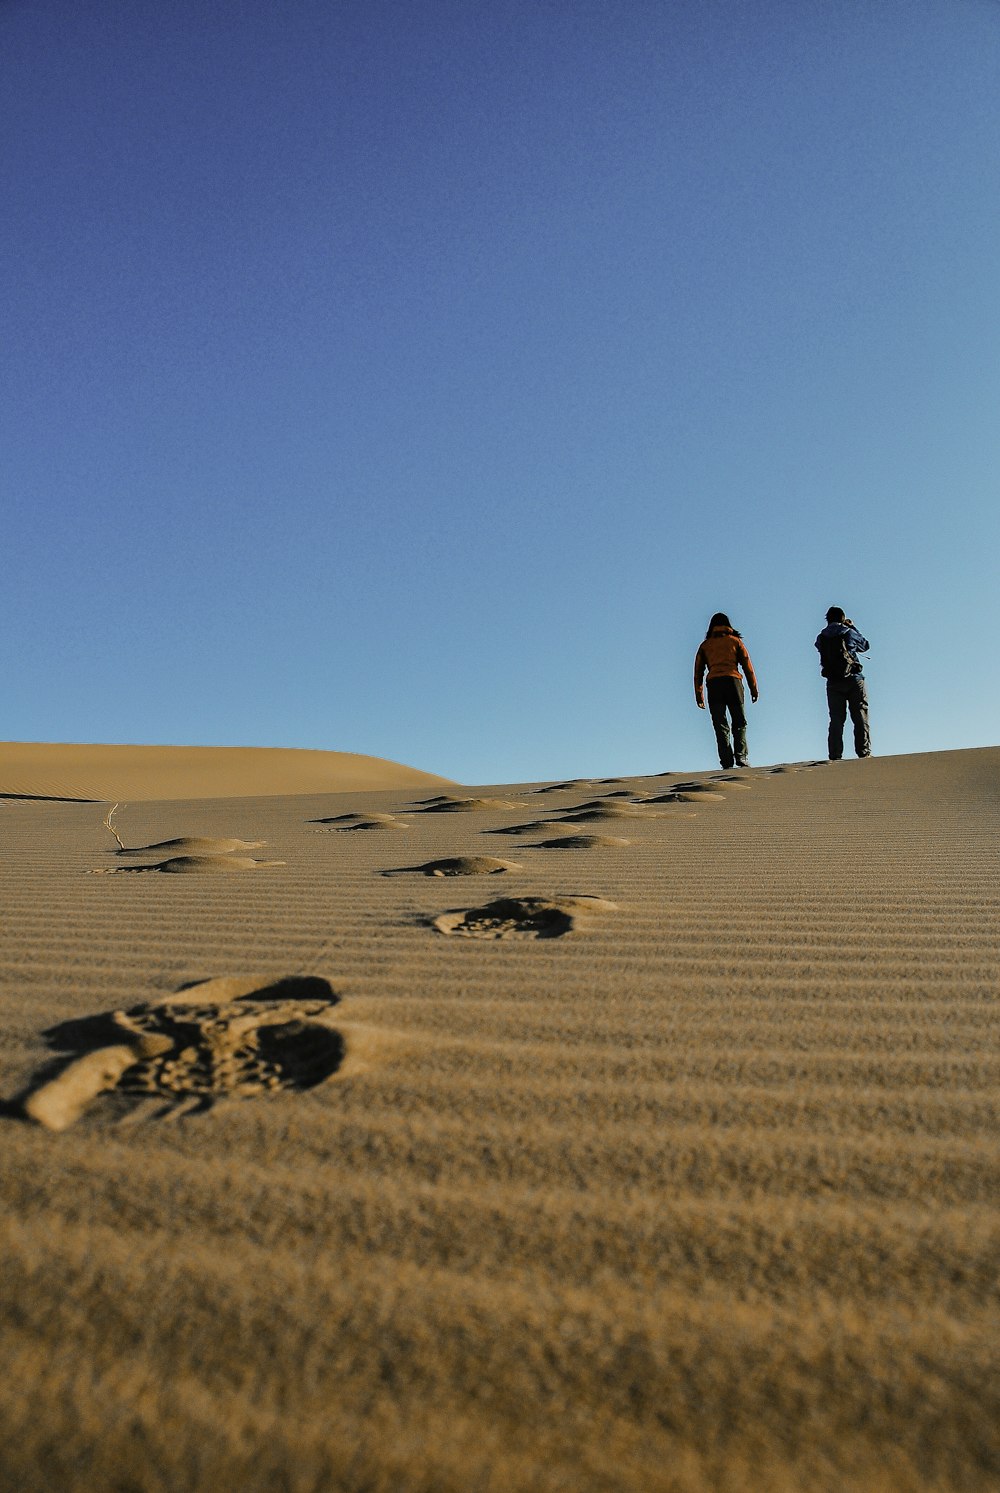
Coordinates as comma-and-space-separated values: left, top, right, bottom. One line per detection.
694, 612, 758, 768
815, 606, 871, 760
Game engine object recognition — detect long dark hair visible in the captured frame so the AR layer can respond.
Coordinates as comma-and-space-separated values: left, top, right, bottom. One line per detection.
705, 612, 742, 638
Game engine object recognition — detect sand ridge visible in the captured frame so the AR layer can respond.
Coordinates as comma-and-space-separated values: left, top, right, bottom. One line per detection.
1, 748, 998, 1491
0, 741, 454, 801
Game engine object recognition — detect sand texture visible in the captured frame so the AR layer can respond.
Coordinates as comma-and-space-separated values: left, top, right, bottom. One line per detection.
1, 746, 999, 1491
0, 741, 454, 801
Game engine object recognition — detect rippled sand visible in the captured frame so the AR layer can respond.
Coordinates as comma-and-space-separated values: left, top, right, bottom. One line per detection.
1, 746, 997, 1491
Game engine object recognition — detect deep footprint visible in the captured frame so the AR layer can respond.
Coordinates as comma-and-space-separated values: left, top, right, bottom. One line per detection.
310, 812, 407, 830
659, 781, 728, 795
411, 797, 527, 813
93, 855, 285, 874
115, 836, 265, 857
383, 856, 522, 878
555, 805, 661, 824
433, 894, 616, 940
641, 790, 723, 805
487, 820, 562, 837
528, 835, 630, 850
17, 976, 344, 1129
533, 781, 593, 794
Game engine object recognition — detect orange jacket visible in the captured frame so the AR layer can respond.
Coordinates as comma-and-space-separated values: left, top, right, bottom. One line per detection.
694, 628, 758, 705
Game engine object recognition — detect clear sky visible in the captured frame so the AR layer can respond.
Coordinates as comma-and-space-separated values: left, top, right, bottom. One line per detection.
3, 0, 998, 784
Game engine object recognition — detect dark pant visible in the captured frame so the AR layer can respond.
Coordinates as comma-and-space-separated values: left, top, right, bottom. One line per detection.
826, 676, 870, 759
706, 677, 747, 768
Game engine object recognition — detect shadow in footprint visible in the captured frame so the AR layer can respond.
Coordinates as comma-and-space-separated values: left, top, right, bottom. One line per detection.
662, 781, 728, 794
555, 805, 659, 824
433, 894, 616, 940
310, 812, 406, 829
412, 797, 527, 814
487, 820, 560, 837
640, 791, 722, 805
315, 814, 410, 832
16, 975, 344, 1130
527, 835, 630, 850
94, 855, 284, 875
115, 837, 264, 857
533, 781, 593, 794
382, 856, 521, 878
559, 798, 661, 815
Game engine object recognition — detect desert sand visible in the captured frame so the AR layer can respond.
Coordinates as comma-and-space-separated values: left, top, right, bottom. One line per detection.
1, 743, 998, 1492
0, 741, 455, 802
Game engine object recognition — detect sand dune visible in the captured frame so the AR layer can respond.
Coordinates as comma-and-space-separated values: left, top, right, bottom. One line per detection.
0, 740, 454, 801
1, 746, 998, 1491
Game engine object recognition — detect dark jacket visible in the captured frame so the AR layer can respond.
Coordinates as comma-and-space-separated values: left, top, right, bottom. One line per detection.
815, 622, 870, 677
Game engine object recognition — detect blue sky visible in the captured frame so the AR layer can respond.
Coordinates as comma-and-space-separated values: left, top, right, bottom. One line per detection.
3, 0, 998, 783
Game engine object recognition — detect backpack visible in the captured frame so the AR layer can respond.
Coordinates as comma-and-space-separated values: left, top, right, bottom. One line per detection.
818, 631, 857, 680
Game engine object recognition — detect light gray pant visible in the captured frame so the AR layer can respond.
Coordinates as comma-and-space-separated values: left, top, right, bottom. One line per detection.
827, 676, 870, 759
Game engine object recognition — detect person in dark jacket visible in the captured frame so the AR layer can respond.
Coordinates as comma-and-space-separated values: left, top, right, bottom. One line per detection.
815, 606, 871, 760
694, 613, 759, 768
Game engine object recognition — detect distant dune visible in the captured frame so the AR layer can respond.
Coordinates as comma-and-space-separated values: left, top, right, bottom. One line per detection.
0, 741, 454, 801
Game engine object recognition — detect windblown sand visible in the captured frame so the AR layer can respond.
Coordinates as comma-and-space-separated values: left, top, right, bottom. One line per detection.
1, 746, 998, 1492
0, 740, 454, 801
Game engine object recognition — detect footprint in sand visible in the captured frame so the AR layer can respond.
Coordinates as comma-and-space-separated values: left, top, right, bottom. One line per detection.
383, 856, 522, 878
93, 834, 282, 873
310, 812, 409, 832
488, 819, 564, 837
527, 835, 630, 851
115, 836, 266, 857
659, 781, 729, 795
559, 797, 662, 814
533, 781, 594, 794
433, 894, 617, 941
555, 804, 662, 824
641, 788, 725, 805
93, 854, 285, 874
410, 797, 528, 814
16, 976, 344, 1130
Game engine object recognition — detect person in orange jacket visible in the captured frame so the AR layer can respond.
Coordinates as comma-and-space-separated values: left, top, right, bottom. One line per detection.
694, 612, 759, 768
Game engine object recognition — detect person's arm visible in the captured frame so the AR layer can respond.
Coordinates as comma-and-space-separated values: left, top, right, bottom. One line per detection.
694, 646, 707, 708
844, 624, 869, 654
738, 641, 759, 702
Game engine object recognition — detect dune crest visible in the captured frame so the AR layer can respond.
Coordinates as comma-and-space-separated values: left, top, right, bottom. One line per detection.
0, 741, 453, 802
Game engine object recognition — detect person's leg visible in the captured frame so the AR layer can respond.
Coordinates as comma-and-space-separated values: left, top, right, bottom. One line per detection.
728, 679, 749, 766
707, 680, 734, 768
847, 677, 870, 757
827, 682, 847, 760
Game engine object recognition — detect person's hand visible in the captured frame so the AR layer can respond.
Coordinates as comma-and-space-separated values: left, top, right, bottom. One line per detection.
751, 692, 759, 704
696, 699, 705, 710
